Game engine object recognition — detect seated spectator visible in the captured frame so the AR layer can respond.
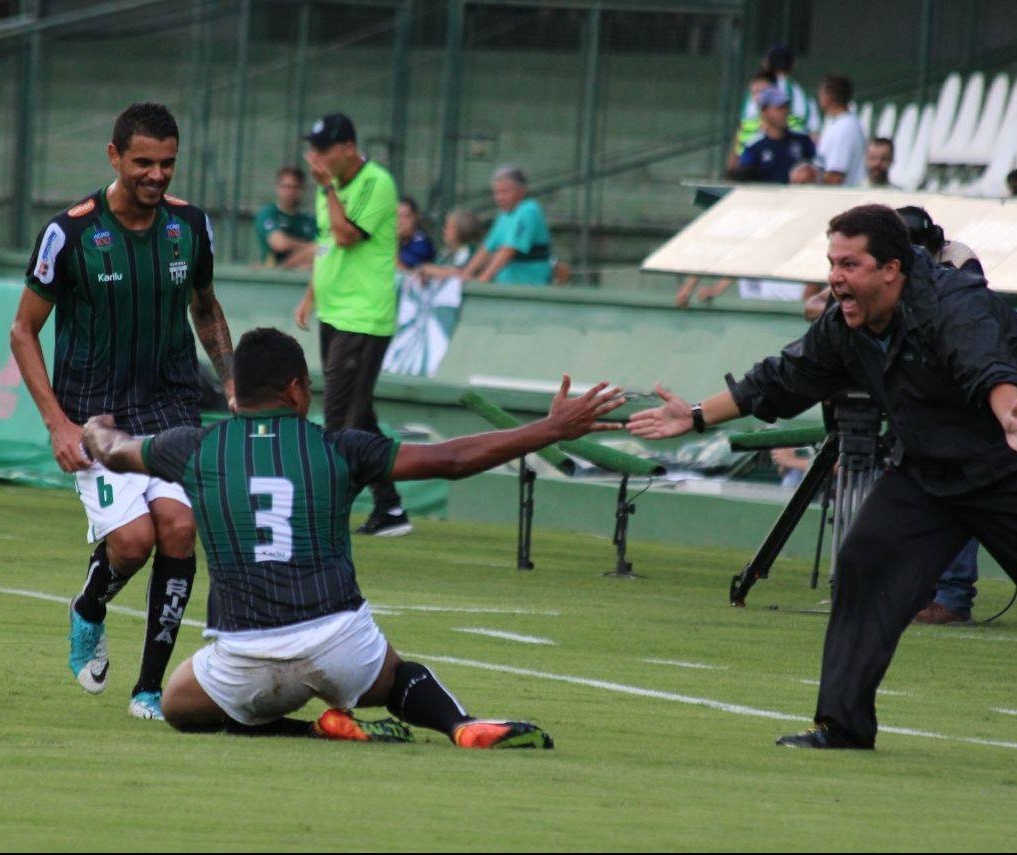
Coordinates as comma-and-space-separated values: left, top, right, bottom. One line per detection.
461, 165, 554, 285
396, 196, 436, 271
729, 87, 816, 184
417, 208, 483, 279
863, 137, 897, 188
255, 166, 317, 269
727, 69, 778, 174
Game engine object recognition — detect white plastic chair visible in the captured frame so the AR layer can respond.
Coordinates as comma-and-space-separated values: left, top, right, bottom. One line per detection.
938, 72, 985, 164
892, 104, 935, 191
857, 101, 874, 139
963, 82, 1017, 196
875, 103, 898, 140
927, 72, 963, 163
890, 103, 919, 177
966, 73, 1010, 165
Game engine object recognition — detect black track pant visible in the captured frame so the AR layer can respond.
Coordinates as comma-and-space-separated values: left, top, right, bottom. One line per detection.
816, 468, 1017, 746
319, 323, 401, 509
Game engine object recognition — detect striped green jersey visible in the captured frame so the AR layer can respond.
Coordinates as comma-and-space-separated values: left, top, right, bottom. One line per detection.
25, 189, 214, 434
142, 411, 399, 632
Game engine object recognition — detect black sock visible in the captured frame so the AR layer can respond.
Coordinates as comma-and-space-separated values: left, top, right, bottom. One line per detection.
224, 718, 316, 738
73, 541, 129, 624
132, 554, 196, 697
385, 661, 472, 737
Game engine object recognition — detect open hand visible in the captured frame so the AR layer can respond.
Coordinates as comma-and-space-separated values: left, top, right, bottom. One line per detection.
626, 384, 693, 440
547, 375, 625, 439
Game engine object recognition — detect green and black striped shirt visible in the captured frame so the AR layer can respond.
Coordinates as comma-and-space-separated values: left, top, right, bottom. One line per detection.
143, 411, 399, 632
26, 189, 214, 434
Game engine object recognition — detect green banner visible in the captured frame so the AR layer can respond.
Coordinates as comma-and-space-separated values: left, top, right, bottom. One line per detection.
0, 278, 67, 488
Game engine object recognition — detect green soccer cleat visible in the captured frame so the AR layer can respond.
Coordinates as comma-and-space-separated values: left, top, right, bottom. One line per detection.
452, 719, 554, 750
313, 709, 414, 743
68, 601, 108, 694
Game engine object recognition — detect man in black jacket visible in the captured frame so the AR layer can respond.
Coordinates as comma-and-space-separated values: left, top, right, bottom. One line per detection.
629, 203, 1017, 749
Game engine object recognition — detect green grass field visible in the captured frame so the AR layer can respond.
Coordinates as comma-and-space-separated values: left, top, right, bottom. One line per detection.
2, 483, 1016, 852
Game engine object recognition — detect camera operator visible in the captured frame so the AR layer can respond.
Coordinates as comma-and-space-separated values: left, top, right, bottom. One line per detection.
629, 204, 1017, 750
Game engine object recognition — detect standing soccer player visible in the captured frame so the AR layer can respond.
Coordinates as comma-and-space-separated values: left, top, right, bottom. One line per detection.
9, 102, 235, 720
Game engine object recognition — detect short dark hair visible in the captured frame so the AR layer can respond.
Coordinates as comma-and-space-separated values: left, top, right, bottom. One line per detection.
111, 102, 179, 153
869, 137, 894, 157
751, 69, 778, 85
234, 328, 309, 405
764, 44, 794, 73
821, 75, 854, 107
400, 195, 420, 215
276, 166, 306, 184
827, 204, 914, 274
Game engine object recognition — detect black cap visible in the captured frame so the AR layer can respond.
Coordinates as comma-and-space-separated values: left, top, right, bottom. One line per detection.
304, 113, 356, 149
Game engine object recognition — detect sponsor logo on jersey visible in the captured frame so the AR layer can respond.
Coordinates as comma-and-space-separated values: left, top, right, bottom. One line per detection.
68, 198, 97, 218
251, 423, 277, 439
166, 222, 182, 241
97, 272, 123, 284
32, 223, 66, 285
92, 230, 113, 249
168, 260, 188, 285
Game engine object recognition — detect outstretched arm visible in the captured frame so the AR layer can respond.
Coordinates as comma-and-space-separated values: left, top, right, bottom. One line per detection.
82, 415, 147, 474
391, 375, 624, 480
626, 386, 741, 440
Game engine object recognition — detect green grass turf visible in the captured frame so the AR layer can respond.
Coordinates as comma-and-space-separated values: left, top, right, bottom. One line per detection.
2, 483, 1017, 852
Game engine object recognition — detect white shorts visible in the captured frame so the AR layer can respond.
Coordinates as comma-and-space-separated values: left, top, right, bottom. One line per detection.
75, 459, 190, 543
192, 602, 388, 726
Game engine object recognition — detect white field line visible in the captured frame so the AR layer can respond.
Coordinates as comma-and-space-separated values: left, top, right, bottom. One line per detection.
375, 603, 561, 616
644, 658, 728, 671
409, 653, 1017, 751
6, 586, 1016, 751
453, 627, 555, 645
992, 708, 1017, 716
798, 678, 912, 697
909, 630, 1017, 643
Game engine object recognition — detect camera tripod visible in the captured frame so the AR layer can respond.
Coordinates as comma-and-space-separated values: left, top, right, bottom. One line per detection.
729, 391, 886, 606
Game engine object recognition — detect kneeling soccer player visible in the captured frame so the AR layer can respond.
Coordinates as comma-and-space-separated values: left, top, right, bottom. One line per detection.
83, 327, 623, 748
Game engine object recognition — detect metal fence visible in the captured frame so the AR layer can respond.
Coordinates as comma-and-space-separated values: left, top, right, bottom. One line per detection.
3, 0, 1017, 273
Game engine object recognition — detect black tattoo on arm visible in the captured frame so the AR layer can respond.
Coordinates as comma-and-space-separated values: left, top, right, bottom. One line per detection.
190, 287, 234, 384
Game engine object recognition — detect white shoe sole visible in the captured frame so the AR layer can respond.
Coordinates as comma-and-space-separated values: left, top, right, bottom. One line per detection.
372, 523, 414, 537
128, 700, 165, 721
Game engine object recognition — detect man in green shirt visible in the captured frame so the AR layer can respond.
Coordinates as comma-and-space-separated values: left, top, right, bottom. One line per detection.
293, 112, 410, 537
254, 166, 316, 269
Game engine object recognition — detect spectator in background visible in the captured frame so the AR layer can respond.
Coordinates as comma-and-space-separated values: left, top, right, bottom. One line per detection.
461, 165, 554, 285
1006, 168, 1017, 196
816, 75, 867, 186
255, 166, 317, 269
863, 138, 897, 188
729, 87, 816, 184
418, 208, 483, 279
396, 196, 436, 271
728, 69, 778, 174
735, 45, 819, 156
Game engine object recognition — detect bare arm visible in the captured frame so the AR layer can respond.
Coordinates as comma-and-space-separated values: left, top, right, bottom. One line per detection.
476, 246, 517, 283
82, 414, 148, 474
627, 386, 742, 440
460, 247, 491, 280
821, 171, 846, 185
189, 285, 235, 409
266, 231, 311, 255
9, 288, 90, 472
391, 375, 624, 480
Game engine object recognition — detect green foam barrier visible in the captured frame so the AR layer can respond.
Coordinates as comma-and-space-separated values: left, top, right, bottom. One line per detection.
460, 390, 665, 477
459, 391, 576, 475
728, 425, 827, 450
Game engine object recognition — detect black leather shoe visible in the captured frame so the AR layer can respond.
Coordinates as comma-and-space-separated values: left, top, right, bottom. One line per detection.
776, 724, 872, 750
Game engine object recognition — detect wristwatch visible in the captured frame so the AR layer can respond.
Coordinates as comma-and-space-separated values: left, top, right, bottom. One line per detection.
691, 403, 706, 433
